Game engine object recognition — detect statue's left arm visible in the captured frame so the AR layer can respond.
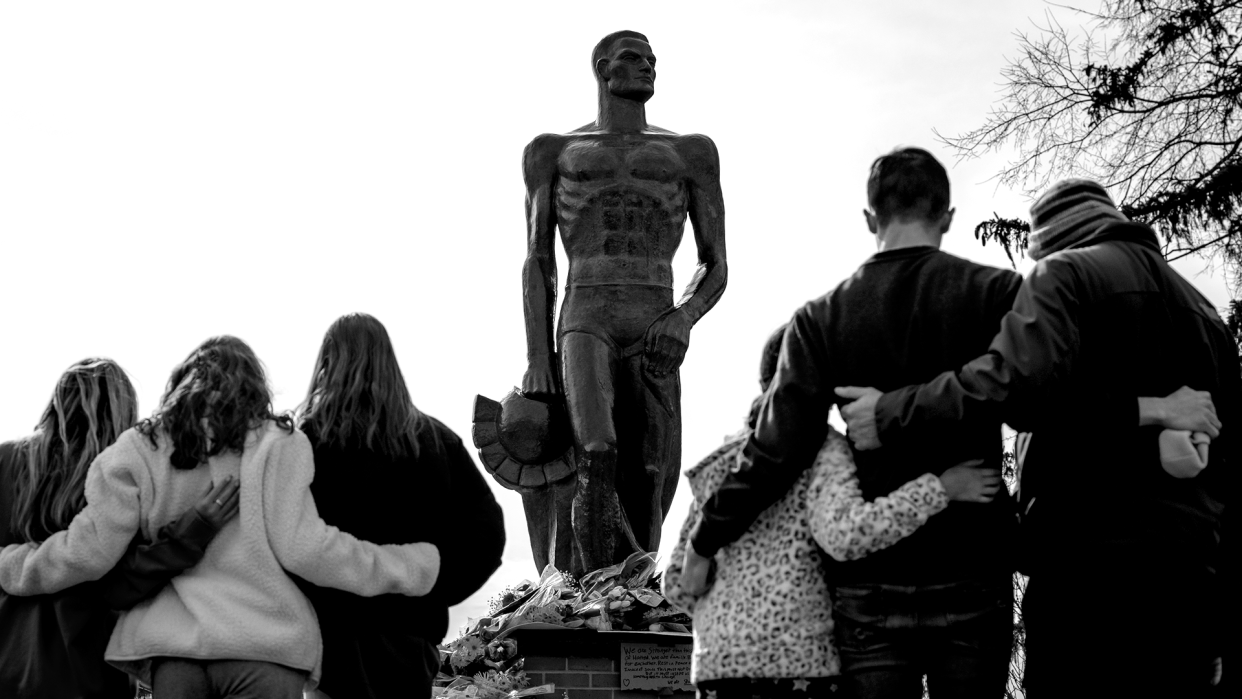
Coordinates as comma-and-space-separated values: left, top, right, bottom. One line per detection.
643, 134, 727, 376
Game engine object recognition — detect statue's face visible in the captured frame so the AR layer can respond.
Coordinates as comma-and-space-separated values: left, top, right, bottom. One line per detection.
598, 38, 656, 103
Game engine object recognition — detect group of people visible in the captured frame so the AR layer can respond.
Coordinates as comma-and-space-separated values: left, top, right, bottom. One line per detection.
0, 147, 1231, 699
665, 148, 1232, 698
0, 315, 506, 699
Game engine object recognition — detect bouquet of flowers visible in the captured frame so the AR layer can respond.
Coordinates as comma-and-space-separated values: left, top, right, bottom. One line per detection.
434, 553, 692, 698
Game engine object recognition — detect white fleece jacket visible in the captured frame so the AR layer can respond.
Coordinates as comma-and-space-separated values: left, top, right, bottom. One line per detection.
0, 421, 440, 686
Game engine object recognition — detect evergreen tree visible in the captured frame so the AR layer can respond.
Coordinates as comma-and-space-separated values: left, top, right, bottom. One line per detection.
943, 0, 1242, 346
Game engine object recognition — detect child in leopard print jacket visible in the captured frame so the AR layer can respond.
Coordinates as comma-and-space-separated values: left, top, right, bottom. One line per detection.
663, 327, 989, 699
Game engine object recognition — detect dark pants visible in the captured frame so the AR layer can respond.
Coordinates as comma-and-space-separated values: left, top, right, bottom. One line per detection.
316, 629, 441, 699
1022, 569, 1218, 698
150, 658, 306, 699
832, 578, 1013, 699
695, 677, 846, 699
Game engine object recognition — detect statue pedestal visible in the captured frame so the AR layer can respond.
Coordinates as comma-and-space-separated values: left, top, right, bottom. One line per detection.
512, 629, 695, 699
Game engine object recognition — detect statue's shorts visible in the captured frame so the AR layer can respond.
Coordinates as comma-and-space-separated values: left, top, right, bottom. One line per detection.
556, 283, 682, 548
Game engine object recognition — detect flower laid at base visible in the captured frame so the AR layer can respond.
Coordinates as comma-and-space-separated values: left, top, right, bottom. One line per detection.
433, 552, 692, 699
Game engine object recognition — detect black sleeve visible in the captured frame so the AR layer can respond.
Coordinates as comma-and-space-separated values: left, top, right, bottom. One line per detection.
98, 508, 219, 610
690, 304, 832, 556
425, 431, 505, 607
876, 257, 1140, 444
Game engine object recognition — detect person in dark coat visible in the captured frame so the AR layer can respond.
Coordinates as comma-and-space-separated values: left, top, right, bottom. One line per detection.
837, 178, 1234, 697
296, 313, 506, 699
683, 148, 1022, 698
0, 358, 238, 699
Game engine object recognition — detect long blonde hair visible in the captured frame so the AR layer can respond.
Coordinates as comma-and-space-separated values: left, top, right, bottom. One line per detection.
11, 358, 138, 543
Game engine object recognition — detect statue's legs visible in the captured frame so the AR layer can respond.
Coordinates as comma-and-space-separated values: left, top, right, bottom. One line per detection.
560, 330, 627, 572
520, 478, 578, 575
615, 352, 681, 553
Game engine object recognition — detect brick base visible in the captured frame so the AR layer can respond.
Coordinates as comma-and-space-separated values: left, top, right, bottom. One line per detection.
511, 629, 695, 699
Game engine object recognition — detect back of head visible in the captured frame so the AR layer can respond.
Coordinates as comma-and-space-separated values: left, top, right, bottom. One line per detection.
298, 313, 423, 459
1027, 178, 1128, 260
758, 324, 788, 392
749, 324, 789, 429
11, 358, 138, 543
139, 335, 290, 470
867, 147, 951, 226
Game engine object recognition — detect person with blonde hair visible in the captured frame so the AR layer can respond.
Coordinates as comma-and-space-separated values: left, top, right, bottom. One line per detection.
296, 313, 504, 699
0, 337, 442, 698
0, 358, 240, 698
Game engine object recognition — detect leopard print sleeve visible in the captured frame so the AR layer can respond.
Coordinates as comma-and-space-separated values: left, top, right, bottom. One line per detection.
661, 432, 744, 614
806, 431, 949, 562
661, 494, 703, 614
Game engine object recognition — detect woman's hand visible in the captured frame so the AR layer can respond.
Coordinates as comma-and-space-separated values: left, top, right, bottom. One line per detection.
193, 476, 240, 530
939, 459, 1002, 503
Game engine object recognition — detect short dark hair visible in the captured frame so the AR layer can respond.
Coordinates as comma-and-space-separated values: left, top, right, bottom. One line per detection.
591, 30, 650, 78
867, 147, 950, 225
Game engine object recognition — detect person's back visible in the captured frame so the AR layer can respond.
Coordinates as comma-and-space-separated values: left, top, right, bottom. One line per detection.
105, 422, 342, 681
685, 148, 1021, 699
295, 313, 505, 699
0, 439, 130, 699
0, 358, 241, 699
302, 416, 502, 638
1009, 223, 1234, 570
0, 337, 441, 697
823, 247, 1019, 584
850, 178, 1236, 695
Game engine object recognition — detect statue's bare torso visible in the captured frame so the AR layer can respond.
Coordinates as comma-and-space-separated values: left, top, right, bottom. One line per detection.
555, 134, 689, 289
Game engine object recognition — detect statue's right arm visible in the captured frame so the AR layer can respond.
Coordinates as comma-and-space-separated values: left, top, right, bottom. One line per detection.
521, 134, 562, 396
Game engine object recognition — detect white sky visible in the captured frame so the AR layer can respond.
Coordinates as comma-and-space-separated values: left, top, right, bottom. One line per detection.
1, 1, 1230, 638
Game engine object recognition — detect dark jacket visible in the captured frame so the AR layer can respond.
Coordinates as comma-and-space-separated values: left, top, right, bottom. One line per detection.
298, 414, 504, 646
875, 222, 1235, 580
0, 439, 222, 699
691, 246, 1023, 585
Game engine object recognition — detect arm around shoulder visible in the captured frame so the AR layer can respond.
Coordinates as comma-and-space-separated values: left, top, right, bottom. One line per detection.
0, 436, 143, 595
263, 429, 440, 597
807, 434, 947, 562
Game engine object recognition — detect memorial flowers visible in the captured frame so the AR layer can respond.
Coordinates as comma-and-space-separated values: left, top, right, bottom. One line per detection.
434, 553, 692, 698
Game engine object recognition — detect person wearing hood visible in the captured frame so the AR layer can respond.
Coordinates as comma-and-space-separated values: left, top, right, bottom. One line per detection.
836, 178, 1234, 697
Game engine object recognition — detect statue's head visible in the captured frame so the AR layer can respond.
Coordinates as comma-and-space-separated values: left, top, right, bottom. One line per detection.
592, 30, 655, 103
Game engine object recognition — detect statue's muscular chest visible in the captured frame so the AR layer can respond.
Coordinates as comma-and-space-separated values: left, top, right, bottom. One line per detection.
556, 138, 687, 186
554, 138, 689, 240
553, 137, 688, 285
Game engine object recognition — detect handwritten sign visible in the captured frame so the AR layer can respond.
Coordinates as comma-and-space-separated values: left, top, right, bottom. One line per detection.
620, 643, 692, 690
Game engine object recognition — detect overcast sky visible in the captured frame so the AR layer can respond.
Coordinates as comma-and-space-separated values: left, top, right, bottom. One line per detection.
1, 0, 1229, 638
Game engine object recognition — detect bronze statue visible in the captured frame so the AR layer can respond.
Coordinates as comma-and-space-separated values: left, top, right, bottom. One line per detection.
516, 30, 727, 574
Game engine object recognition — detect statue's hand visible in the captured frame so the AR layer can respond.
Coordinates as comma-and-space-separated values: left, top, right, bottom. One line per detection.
522, 357, 561, 398
643, 308, 692, 377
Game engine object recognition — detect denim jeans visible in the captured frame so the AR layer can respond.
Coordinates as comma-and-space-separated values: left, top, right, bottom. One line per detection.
151, 658, 306, 699
695, 676, 847, 699
831, 577, 1013, 699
